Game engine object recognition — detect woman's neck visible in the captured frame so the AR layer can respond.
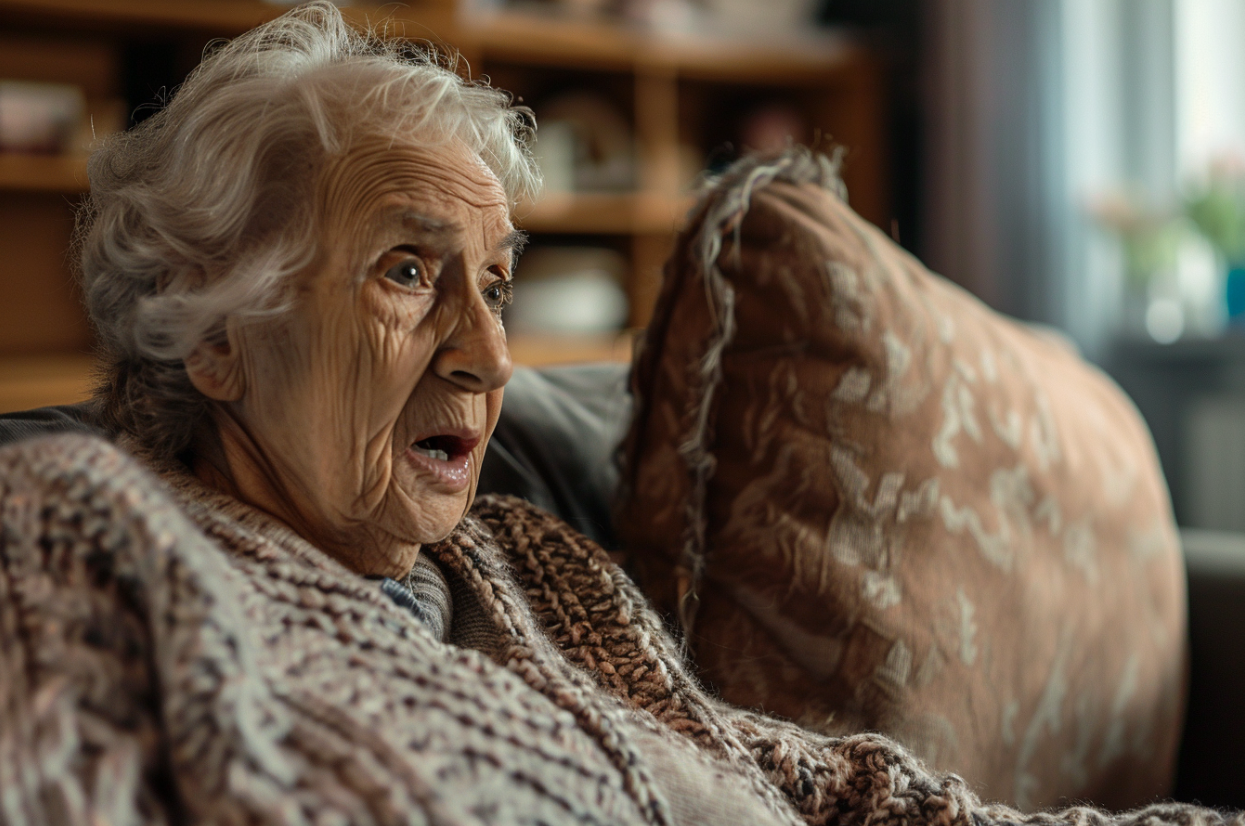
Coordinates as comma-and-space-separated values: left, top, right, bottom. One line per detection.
191, 410, 422, 578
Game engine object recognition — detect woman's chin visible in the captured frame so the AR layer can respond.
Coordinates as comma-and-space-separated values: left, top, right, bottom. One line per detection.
403, 445, 473, 494
386, 453, 476, 546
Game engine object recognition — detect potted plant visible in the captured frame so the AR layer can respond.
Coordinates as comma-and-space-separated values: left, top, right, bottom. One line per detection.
1090, 189, 1186, 342
1184, 155, 1245, 326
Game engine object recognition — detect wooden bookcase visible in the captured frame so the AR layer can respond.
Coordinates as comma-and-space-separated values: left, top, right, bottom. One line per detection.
0, 0, 885, 412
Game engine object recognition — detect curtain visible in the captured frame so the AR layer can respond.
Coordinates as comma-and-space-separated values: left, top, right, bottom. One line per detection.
920, 0, 1178, 359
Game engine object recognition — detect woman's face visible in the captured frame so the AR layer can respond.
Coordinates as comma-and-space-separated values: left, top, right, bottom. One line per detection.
208, 140, 519, 576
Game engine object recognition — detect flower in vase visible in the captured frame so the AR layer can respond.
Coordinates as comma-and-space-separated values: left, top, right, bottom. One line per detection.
1089, 189, 1182, 290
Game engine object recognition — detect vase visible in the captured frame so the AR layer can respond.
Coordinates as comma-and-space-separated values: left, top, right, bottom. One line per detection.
1227, 264, 1245, 325
1116, 264, 1188, 343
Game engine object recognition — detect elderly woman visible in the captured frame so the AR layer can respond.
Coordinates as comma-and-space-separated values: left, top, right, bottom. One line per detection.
0, 4, 1237, 826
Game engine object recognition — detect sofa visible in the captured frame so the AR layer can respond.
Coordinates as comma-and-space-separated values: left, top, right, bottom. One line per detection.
477, 150, 1245, 809
482, 362, 1245, 810
3, 148, 1239, 810
4, 361, 1239, 810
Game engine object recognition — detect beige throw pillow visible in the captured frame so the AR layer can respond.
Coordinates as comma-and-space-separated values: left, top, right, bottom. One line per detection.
618, 150, 1187, 810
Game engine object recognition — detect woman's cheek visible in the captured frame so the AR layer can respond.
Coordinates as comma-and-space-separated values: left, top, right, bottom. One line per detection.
364, 278, 435, 329
484, 387, 505, 439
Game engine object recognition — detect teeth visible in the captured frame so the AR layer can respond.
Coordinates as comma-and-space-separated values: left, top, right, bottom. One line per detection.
411, 444, 450, 461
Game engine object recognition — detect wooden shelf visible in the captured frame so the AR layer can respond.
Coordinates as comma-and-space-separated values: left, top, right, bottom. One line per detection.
0, 1, 863, 83
656, 30, 863, 86
0, 353, 95, 413
0, 1, 455, 36
463, 9, 641, 72
515, 192, 694, 235
460, 9, 863, 82
508, 332, 633, 366
0, 154, 89, 193
0, 0, 886, 367
0, 0, 287, 33
0, 155, 694, 236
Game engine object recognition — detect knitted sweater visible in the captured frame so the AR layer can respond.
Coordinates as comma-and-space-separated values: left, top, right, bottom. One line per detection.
0, 433, 1237, 826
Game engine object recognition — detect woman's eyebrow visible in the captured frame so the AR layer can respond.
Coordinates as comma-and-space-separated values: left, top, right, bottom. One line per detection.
498, 229, 528, 257
388, 212, 526, 265
398, 211, 455, 240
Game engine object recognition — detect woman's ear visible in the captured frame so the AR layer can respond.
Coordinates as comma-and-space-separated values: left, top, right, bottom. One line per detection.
185, 320, 246, 402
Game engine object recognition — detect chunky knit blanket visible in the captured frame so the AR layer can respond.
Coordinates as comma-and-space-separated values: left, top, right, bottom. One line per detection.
0, 433, 1238, 826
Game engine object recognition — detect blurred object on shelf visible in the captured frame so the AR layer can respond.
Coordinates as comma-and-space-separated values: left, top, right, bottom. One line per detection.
1185, 153, 1245, 327
1089, 188, 1223, 343
0, 80, 83, 154
506, 246, 628, 336
615, 0, 704, 33
701, 0, 820, 38
533, 119, 577, 193
616, 0, 821, 37
739, 103, 808, 154
562, 0, 612, 18
499, 0, 613, 21
535, 92, 634, 192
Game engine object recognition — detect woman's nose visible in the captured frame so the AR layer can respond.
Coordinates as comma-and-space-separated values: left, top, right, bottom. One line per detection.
433, 295, 513, 393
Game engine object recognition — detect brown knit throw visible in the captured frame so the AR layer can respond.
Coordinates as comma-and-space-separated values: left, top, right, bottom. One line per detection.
0, 432, 1238, 826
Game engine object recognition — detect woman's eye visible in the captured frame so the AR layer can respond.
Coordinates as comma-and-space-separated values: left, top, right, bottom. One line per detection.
383, 259, 423, 289
482, 278, 513, 312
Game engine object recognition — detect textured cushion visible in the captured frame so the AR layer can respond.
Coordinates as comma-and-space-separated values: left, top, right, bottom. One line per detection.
617, 150, 1187, 810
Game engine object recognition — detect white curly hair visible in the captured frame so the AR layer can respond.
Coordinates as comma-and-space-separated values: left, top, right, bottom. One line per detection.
76, 0, 539, 459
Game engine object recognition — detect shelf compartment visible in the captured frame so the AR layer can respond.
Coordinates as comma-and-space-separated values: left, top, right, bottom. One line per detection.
0, 1, 451, 35
0, 353, 95, 414
0, 153, 89, 193
0, 1, 864, 85
0, 0, 286, 33
648, 31, 863, 86
516, 191, 692, 235
461, 8, 863, 83
0, 156, 699, 235
507, 332, 633, 367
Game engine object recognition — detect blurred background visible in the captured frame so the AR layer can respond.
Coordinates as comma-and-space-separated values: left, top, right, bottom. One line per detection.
1, 0, 1243, 531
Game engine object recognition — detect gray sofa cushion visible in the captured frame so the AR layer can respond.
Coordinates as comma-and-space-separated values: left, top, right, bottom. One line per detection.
476, 363, 631, 550
0, 402, 103, 446
0, 365, 633, 551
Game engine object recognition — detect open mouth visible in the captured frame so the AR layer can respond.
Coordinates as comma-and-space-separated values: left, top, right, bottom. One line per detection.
409, 434, 477, 462
404, 430, 482, 493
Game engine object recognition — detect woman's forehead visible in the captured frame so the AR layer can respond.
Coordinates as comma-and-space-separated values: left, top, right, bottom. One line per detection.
367, 203, 518, 251
320, 140, 508, 227
315, 140, 512, 250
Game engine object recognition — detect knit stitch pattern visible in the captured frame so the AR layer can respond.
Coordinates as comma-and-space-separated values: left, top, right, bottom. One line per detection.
469, 498, 1240, 826
0, 433, 1238, 826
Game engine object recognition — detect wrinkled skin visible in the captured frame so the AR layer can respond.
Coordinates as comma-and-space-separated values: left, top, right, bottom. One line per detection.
187, 140, 519, 577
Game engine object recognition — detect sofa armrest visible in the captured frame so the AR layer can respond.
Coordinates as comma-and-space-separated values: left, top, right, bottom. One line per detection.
0, 402, 101, 446
477, 363, 632, 550
1174, 528, 1245, 807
